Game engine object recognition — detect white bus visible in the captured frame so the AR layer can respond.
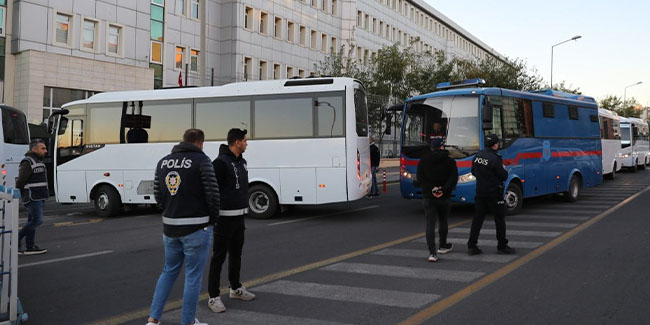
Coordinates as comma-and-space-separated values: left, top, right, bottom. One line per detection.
598, 108, 623, 179
1, 106, 30, 188
619, 117, 650, 171
51, 78, 371, 218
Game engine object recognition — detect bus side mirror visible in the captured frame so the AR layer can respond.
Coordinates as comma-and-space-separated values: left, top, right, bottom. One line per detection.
482, 97, 493, 130
57, 117, 69, 136
47, 116, 56, 135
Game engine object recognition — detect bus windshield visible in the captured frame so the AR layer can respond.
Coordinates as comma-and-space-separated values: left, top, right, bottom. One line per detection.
402, 96, 479, 159
620, 123, 631, 147
2, 107, 30, 144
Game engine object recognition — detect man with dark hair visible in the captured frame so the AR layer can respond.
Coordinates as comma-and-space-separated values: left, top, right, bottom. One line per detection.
208, 128, 255, 313
467, 134, 515, 256
16, 139, 49, 255
368, 137, 381, 197
417, 137, 458, 262
146, 128, 219, 325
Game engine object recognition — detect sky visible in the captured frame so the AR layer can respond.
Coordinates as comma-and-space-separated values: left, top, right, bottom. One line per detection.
425, 0, 650, 107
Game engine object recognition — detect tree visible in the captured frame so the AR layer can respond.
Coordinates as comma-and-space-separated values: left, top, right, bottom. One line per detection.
599, 95, 622, 110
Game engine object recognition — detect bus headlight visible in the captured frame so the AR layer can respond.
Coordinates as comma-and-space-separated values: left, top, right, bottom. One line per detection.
402, 170, 414, 180
458, 172, 476, 183
618, 153, 630, 158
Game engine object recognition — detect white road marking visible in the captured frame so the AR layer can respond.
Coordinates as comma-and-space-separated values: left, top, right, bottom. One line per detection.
322, 262, 484, 282
268, 205, 379, 226
19, 250, 114, 268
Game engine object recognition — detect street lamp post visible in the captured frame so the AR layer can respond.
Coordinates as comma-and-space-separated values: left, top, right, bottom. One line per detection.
550, 35, 581, 89
623, 81, 643, 117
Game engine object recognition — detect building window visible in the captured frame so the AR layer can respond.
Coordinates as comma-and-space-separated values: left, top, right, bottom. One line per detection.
150, 4, 164, 41
259, 60, 268, 80
81, 19, 98, 51
321, 33, 327, 53
331, 37, 337, 53
0, 5, 6, 37
175, 46, 185, 70
286, 66, 294, 78
273, 63, 281, 79
150, 41, 163, 64
364, 14, 369, 30
243, 57, 252, 81
191, 0, 199, 19
372, 18, 377, 33
107, 24, 122, 56
299, 25, 306, 46
259, 11, 268, 35
55, 12, 72, 46
311, 0, 317, 8
331, 0, 337, 16
190, 49, 199, 71
274, 16, 282, 39
310, 30, 317, 50
151, 0, 164, 5
176, 0, 185, 15
321, 0, 328, 13
287, 21, 295, 43
299, 69, 305, 78
357, 11, 362, 27
244, 6, 253, 30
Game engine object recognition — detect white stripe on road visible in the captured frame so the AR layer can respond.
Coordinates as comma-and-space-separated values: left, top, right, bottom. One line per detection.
322, 262, 484, 282
373, 248, 519, 263
520, 209, 599, 215
414, 237, 544, 249
449, 228, 561, 237
268, 205, 379, 226
254, 280, 440, 308
510, 215, 590, 221
505, 221, 577, 228
175, 308, 353, 325
19, 250, 114, 268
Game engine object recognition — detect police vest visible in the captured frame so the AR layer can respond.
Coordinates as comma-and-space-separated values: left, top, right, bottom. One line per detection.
22, 156, 49, 203
217, 153, 249, 216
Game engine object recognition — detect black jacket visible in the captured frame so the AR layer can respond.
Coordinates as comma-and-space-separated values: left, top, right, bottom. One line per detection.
213, 144, 249, 215
370, 143, 380, 167
416, 149, 458, 200
16, 152, 49, 203
154, 142, 220, 237
471, 147, 509, 198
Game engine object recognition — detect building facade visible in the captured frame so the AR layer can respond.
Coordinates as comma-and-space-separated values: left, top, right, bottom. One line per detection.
2, 0, 501, 124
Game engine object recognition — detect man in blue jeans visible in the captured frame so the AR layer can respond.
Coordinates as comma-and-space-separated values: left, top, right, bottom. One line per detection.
146, 129, 220, 325
16, 139, 49, 255
369, 137, 381, 197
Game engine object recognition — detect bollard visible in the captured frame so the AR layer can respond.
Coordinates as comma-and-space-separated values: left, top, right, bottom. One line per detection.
382, 169, 387, 193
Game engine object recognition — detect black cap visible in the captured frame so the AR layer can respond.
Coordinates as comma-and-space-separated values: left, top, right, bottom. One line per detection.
484, 134, 499, 147
430, 137, 445, 148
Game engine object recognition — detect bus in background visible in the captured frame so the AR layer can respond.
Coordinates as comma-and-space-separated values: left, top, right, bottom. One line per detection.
50, 78, 371, 218
399, 79, 602, 215
619, 117, 650, 171
1, 106, 30, 188
598, 108, 623, 179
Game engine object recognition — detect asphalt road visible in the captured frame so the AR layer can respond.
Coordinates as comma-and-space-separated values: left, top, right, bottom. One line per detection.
16, 168, 650, 324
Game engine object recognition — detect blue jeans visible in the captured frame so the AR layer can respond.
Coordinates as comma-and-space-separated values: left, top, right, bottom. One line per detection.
19, 200, 44, 249
370, 166, 379, 195
149, 227, 212, 325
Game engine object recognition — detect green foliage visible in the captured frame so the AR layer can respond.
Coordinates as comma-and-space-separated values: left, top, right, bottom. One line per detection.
599, 95, 622, 110
599, 95, 641, 117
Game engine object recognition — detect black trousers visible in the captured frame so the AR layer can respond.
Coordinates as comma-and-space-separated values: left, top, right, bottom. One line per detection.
423, 198, 450, 255
208, 215, 245, 298
468, 196, 508, 248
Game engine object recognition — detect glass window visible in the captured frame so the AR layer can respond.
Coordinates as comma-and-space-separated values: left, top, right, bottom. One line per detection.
568, 106, 579, 120
108, 25, 121, 55
150, 20, 163, 41
150, 63, 163, 89
56, 13, 71, 45
43, 86, 52, 107
260, 12, 268, 34
151, 41, 163, 63
245, 7, 253, 30
543, 102, 554, 118
176, 0, 185, 15
82, 20, 97, 49
354, 88, 368, 136
138, 100, 192, 142
254, 96, 313, 138
151, 4, 164, 21
191, 0, 199, 19
175, 46, 185, 69
195, 99, 251, 140
151, 0, 164, 5
287, 21, 295, 43
316, 94, 344, 137
190, 49, 199, 71
52, 88, 86, 108
1, 7, 7, 36
88, 103, 122, 144
1, 107, 29, 144
274, 16, 282, 38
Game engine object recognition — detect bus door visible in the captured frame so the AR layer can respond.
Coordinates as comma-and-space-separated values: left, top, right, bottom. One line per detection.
55, 114, 89, 202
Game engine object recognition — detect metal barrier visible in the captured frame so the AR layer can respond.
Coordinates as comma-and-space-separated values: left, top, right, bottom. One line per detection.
0, 185, 26, 324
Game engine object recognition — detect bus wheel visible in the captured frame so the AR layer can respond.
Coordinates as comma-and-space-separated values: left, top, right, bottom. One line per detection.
505, 183, 523, 215
639, 159, 646, 170
95, 185, 122, 217
248, 184, 279, 219
563, 175, 582, 202
605, 163, 616, 180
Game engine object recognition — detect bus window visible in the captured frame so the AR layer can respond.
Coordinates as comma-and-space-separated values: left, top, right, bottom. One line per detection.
354, 88, 368, 136
139, 100, 191, 143
195, 98, 251, 140
1, 107, 29, 144
316, 93, 345, 137
88, 103, 122, 144
486, 97, 534, 149
254, 95, 313, 138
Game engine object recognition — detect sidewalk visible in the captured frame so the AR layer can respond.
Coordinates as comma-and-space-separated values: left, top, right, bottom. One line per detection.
379, 158, 400, 169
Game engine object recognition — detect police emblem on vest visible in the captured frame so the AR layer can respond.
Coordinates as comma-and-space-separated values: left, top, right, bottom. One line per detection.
165, 171, 181, 196
22, 156, 49, 203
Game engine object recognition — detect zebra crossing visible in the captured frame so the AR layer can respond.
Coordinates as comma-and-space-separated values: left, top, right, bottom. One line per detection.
159, 181, 648, 324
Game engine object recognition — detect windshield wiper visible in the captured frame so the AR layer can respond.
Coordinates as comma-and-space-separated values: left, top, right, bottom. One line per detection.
445, 144, 472, 157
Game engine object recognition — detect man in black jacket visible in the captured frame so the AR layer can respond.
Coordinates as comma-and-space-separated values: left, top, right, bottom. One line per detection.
208, 128, 255, 313
147, 129, 219, 325
467, 134, 515, 256
417, 137, 458, 262
16, 139, 49, 255
369, 137, 381, 197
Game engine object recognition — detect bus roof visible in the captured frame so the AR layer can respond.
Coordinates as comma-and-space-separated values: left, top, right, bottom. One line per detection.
621, 117, 648, 125
61, 77, 360, 108
408, 87, 599, 108
598, 108, 619, 120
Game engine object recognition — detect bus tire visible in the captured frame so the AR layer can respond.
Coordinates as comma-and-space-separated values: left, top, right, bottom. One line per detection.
638, 160, 646, 170
605, 163, 616, 180
94, 185, 122, 217
248, 184, 279, 219
504, 182, 523, 215
563, 175, 582, 203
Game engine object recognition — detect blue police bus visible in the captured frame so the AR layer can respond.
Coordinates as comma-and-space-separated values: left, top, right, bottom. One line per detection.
398, 79, 603, 214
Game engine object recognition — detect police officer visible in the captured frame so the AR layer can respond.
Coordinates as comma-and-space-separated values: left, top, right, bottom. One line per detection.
467, 134, 516, 255
16, 139, 49, 255
147, 129, 219, 325
207, 128, 255, 313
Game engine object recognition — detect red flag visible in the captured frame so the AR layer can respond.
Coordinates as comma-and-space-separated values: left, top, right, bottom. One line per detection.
178, 71, 183, 87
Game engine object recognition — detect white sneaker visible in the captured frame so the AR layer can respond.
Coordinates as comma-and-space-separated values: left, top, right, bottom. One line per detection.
230, 285, 256, 301
145, 321, 160, 325
428, 254, 438, 262
192, 318, 207, 325
208, 296, 226, 313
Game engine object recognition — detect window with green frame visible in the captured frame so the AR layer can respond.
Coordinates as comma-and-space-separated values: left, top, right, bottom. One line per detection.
150, 63, 163, 89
